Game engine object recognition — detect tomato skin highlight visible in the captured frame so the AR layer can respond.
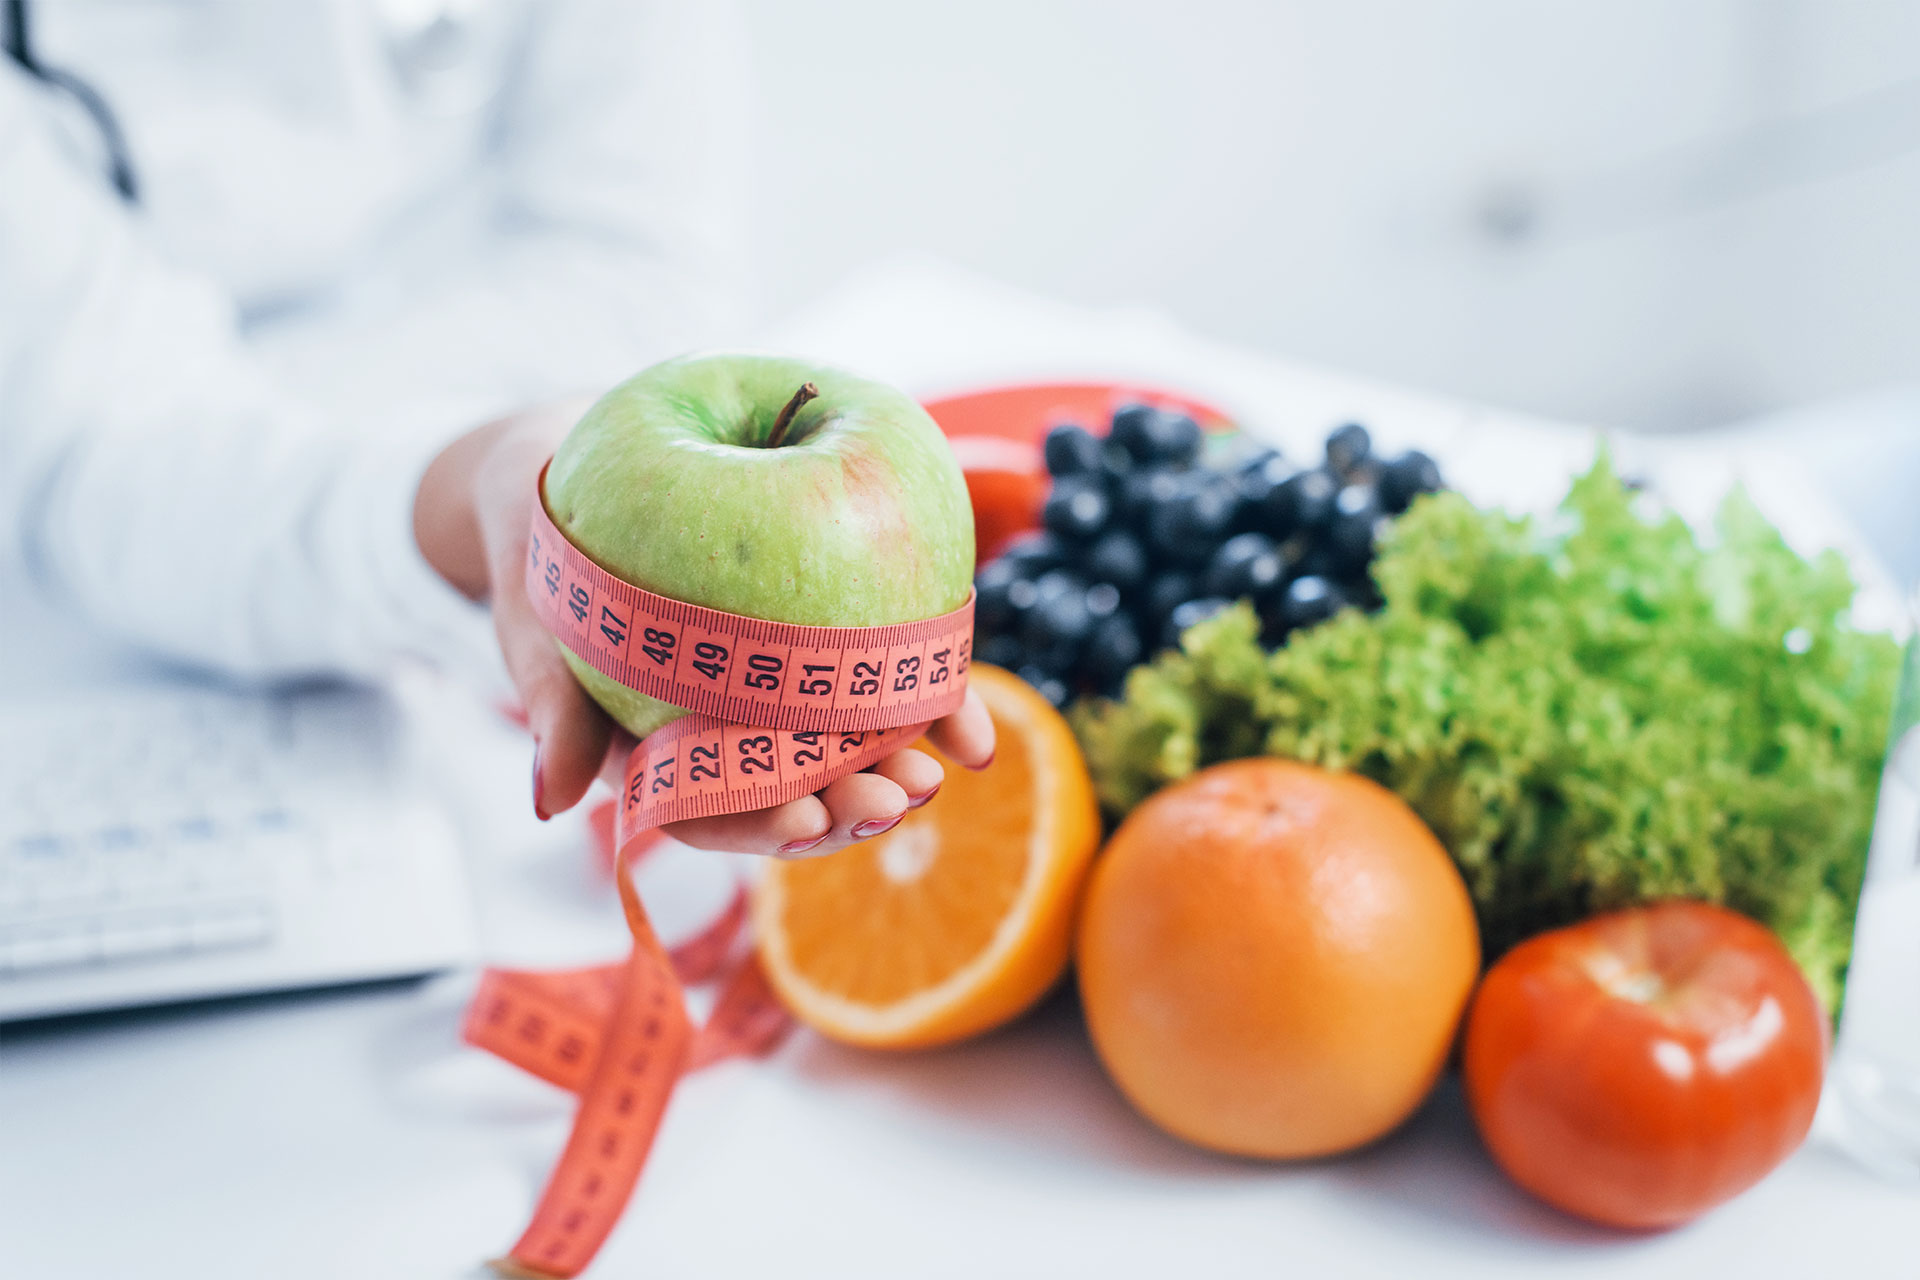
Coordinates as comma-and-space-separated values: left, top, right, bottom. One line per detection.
947, 435, 1047, 565
1462, 901, 1827, 1231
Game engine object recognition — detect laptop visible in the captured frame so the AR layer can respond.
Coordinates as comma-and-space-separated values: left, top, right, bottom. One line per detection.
0, 574, 475, 1023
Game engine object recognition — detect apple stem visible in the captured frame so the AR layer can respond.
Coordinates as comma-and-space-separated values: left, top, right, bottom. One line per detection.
766, 382, 819, 449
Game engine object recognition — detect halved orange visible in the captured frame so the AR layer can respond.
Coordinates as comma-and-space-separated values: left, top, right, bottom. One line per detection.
752, 664, 1102, 1049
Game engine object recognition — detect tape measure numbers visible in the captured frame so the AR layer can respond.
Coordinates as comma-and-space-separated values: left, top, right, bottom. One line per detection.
525, 468, 973, 846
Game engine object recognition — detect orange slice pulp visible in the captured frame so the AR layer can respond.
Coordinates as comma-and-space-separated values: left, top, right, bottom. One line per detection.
752, 664, 1101, 1049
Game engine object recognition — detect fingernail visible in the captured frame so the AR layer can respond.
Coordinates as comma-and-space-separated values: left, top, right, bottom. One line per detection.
777, 831, 829, 857
851, 812, 905, 840
968, 749, 995, 773
532, 743, 551, 821
907, 783, 941, 809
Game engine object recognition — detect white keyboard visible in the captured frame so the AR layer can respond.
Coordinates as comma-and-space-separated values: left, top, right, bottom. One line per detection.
0, 682, 477, 1021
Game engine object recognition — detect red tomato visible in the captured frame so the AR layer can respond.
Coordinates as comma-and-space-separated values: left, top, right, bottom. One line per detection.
947, 434, 1047, 565
1462, 901, 1827, 1230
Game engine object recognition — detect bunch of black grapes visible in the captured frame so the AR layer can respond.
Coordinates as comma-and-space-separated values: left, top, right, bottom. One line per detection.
972, 403, 1444, 708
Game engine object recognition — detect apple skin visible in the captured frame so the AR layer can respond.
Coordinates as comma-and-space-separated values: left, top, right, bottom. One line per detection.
543, 353, 975, 738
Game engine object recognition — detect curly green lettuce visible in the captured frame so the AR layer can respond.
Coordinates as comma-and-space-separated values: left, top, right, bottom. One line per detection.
1073, 454, 1901, 1010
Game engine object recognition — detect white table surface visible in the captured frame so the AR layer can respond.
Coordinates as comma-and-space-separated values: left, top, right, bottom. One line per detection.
4, 258, 1917, 1279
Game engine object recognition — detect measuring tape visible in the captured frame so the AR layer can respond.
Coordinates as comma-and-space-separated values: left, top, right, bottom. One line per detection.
527, 465, 974, 843
463, 466, 976, 1277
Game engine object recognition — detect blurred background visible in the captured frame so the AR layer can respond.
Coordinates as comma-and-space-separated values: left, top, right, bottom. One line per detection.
739, 0, 1920, 431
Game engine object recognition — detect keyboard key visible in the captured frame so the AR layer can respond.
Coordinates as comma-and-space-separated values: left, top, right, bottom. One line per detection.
98, 913, 193, 962
172, 816, 220, 844
95, 825, 149, 853
5, 923, 97, 972
13, 833, 69, 861
188, 903, 275, 951
109, 856, 197, 899
29, 864, 113, 909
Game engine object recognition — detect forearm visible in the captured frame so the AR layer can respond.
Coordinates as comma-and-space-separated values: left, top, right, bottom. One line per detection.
414, 416, 511, 605
17, 403, 485, 682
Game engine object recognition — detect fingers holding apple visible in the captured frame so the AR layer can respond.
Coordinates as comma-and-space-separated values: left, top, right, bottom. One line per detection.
415, 396, 612, 821
658, 692, 997, 859
468, 400, 615, 821
586, 655, 995, 864
922, 686, 995, 770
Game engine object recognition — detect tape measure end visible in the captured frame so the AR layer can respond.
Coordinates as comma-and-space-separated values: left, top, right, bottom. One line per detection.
487, 1256, 566, 1280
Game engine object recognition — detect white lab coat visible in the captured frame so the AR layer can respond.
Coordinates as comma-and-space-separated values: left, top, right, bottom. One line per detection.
0, 0, 748, 684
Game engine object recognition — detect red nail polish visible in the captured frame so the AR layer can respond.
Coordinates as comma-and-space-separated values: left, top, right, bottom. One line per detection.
777, 832, 828, 856
851, 812, 905, 840
532, 744, 551, 821
908, 783, 942, 809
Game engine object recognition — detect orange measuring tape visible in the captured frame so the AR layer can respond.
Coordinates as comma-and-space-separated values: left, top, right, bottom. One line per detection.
461, 467, 975, 1277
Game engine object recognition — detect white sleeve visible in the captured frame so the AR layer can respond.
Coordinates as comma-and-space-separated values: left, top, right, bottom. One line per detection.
0, 0, 748, 685
0, 63, 492, 684
276, 0, 751, 412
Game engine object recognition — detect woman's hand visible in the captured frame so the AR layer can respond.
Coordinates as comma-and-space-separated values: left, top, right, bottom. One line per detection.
413, 401, 994, 858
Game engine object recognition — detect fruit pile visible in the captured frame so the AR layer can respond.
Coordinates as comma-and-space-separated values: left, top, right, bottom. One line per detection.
970, 404, 1444, 707
760, 706, 1831, 1233
745, 373, 1839, 1235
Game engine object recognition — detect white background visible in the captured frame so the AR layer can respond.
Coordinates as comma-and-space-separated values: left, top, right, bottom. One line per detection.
737, 0, 1920, 431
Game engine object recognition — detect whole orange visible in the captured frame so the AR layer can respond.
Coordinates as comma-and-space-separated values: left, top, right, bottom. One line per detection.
1076, 758, 1480, 1158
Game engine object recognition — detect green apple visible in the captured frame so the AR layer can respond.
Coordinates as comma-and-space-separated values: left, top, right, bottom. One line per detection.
543, 352, 975, 738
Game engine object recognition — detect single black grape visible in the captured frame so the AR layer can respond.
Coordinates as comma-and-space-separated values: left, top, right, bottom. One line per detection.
1084, 582, 1123, 621
1147, 485, 1237, 565
1098, 440, 1135, 492
1023, 580, 1092, 654
1143, 570, 1196, 630
1142, 410, 1203, 466
999, 530, 1069, 575
1265, 468, 1338, 535
1004, 576, 1040, 620
1031, 568, 1087, 606
1084, 614, 1142, 687
1085, 529, 1149, 595
1143, 480, 1197, 559
1204, 532, 1287, 603
1161, 596, 1233, 650
1120, 466, 1188, 523
977, 633, 1024, 669
1236, 454, 1292, 532
1378, 450, 1443, 513
973, 559, 1022, 631
1185, 487, 1239, 543
1325, 422, 1372, 476
1326, 483, 1385, 571
1109, 402, 1158, 461
1043, 423, 1103, 477
1043, 475, 1111, 541
1280, 574, 1345, 629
